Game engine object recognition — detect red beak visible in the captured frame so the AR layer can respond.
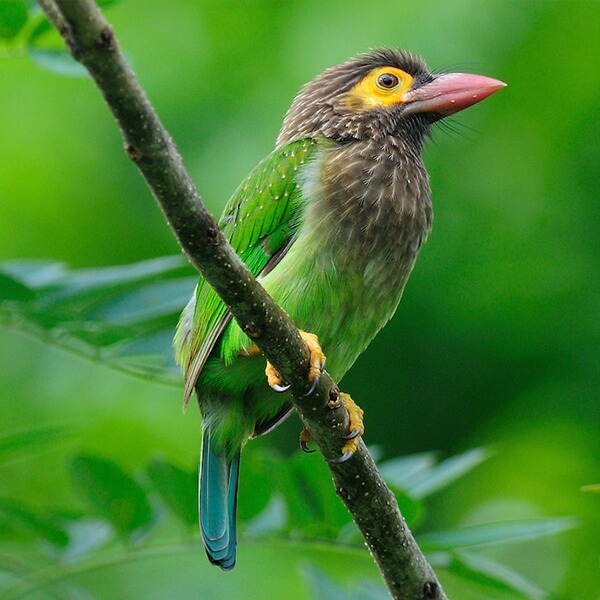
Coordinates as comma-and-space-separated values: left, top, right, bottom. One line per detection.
402, 73, 506, 116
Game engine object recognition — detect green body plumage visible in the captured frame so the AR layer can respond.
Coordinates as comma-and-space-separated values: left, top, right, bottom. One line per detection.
176, 130, 431, 447
174, 49, 504, 569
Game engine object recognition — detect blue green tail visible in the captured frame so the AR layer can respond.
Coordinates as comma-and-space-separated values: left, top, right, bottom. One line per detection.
199, 430, 240, 570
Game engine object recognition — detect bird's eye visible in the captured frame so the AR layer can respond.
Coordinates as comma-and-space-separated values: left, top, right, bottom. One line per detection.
376, 73, 400, 90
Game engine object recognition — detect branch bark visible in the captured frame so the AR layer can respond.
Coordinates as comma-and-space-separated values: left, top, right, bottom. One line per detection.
38, 1, 447, 598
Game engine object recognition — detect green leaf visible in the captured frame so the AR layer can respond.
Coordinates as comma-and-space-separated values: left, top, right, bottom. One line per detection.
378, 451, 436, 487
281, 451, 350, 537
0, 273, 35, 302
393, 489, 424, 529
40, 255, 187, 296
260, 451, 313, 533
404, 447, 491, 499
451, 552, 546, 600
379, 448, 490, 499
0, 260, 67, 289
60, 518, 113, 560
0, 552, 30, 586
303, 566, 388, 600
0, 497, 69, 547
419, 517, 577, 550
0, 424, 71, 465
1, 539, 374, 600
97, 0, 123, 7
303, 566, 351, 600
145, 456, 196, 528
23, 0, 123, 76
28, 48, 88, 77
230, 444, 347, 539
244, 494, 287, 537
0, 0, 28, 39
70, 454, 156, 541
0, 257, 195, 384
237, 446, 280, 525
26, 12, 60, 49
0, 549, 103, 600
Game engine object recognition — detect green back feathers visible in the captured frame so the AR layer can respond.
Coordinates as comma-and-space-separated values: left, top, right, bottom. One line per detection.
175, 138, 320, 405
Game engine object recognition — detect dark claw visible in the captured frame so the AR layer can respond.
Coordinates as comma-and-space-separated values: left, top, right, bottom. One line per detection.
300, 440, 315, 454
271, 383, 291, 393
302, 375, 319, 397
343, 428, 361, 440
328, 451, 354, 464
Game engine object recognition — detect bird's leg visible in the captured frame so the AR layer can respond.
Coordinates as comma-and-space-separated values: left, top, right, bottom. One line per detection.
265, 331, 326, 393
264, 334, 364, 461
299, 427, 315, 453
298, 391, 365, 461
328, 391, 364, 463
242, 344, 261, 356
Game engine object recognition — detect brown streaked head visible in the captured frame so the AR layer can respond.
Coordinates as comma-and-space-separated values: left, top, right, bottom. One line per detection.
276, 48, 505, 148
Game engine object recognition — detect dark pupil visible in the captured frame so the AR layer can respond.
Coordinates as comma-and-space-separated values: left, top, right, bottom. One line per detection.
378, 73, 399, 88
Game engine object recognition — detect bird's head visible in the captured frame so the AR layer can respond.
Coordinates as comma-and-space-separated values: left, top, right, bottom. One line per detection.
276, 48, 505, 148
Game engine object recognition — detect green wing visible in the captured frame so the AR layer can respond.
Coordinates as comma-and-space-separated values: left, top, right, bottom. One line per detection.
175, 137, 320, 404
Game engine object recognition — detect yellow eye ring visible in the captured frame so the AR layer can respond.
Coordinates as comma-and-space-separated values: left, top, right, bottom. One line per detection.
342, 66, 414, 109
376, 73, 400, 90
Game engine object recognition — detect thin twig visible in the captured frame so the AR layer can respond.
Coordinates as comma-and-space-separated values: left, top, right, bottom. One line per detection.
37, 1, 447, 598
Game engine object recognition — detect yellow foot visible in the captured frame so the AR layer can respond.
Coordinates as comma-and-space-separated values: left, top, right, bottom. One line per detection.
301, 332, 326, 384
299, 427, 315, 453
265, 331, 326, 393
265, 360, 289, 390
242, 344, 261, 356
329, 392, 365, 463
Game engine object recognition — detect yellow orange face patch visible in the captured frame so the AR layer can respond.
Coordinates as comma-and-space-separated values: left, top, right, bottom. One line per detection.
341, 67, 414, 110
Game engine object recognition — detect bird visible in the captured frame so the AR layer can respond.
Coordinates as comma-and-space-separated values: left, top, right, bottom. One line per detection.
174, 48, 505, 570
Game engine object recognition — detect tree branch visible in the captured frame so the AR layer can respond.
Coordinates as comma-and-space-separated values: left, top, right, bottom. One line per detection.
38, 1, 447, 598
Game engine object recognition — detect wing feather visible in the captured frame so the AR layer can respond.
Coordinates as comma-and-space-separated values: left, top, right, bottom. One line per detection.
174, 138, 321, 403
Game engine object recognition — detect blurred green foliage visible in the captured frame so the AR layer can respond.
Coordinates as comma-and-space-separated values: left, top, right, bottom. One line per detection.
0, 423, 571, 599
1, 0, 599, 598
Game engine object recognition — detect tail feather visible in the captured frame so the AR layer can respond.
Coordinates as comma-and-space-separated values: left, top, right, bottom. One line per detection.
199, 430, 240, 570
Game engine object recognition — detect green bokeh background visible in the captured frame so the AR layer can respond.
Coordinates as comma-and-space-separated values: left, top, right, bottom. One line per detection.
1, 0, 599, 598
